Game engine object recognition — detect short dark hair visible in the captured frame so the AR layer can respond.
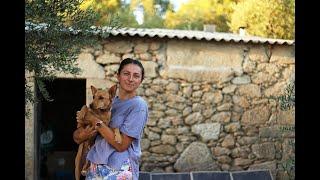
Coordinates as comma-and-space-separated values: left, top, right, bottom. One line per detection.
118, 58, 145, 81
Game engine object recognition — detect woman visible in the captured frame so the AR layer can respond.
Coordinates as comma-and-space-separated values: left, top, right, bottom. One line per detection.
73, 58, 148, 180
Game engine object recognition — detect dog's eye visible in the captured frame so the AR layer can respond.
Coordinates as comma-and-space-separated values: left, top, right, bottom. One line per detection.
93, 96, 95, 99
99, 96, 104, 100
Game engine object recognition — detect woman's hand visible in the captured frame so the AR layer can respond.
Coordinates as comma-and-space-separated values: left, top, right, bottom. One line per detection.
73, 125, 97, 144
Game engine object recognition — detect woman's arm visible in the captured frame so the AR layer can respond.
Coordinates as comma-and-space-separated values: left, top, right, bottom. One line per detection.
94, 120, 134, 152
73, 106, 98, 144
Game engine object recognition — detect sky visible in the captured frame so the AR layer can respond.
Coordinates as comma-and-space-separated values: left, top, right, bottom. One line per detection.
123, 0, 190, 11
170, 0, 190, 11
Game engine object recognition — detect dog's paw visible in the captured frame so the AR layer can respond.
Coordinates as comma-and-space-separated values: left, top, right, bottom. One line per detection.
76, 105, 88, 121
81, 170, 88, 176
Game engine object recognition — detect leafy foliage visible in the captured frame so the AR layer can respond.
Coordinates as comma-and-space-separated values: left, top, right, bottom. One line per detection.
229, 0, 295, 39
281, 156, 295, 179
130, 0, 171, 16
140, 12, 165, 28
77, 0, 294, 39
80, 0, 169, 28
80, 0, 121, 26
164, 0, 235, 31
25, 0, 119, 117
129, 0, 171, 28
138, 0, 155, 16
278, 81, 295, 111
277, 80, 295, 180
114, 5, 140, 28
154, 0, 172, 17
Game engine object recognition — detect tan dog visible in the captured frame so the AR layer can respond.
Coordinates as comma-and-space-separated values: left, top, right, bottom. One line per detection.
74, 84, 121, 180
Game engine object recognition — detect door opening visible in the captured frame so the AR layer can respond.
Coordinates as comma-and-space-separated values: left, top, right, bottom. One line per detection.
37, 78, 86, 180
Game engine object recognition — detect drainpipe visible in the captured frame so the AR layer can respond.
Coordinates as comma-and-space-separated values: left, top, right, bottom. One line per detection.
239, 26, 246, 36
203, 24, 216, 32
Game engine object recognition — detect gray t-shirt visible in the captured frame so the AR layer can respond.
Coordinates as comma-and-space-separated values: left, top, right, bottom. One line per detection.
87, 96, 148, 180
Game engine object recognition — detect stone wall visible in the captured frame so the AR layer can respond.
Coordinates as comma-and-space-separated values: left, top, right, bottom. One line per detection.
78, 36, 295, 180
25, 71, 36, 180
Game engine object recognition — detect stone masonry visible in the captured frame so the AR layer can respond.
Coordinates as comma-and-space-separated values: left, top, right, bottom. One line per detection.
76, 37, 295, 180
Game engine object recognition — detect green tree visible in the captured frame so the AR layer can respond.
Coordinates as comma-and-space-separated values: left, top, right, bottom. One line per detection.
129, 0, 171, 28
154, 0, 172, 17
82, 0, 171, 28
278, 82, 295, 111
229, 0, 294, 39
80, 0, 122, 26
25, 0, 118, 116
115, 5, 140, 28
140, 14, 165, 28
277, 80, 295, 179
164, 0, 235, 31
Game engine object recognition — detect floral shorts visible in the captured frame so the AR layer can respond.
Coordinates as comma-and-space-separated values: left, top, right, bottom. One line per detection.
85, 159, 132, 180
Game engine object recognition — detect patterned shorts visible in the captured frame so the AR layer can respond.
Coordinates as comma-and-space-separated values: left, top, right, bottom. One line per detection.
85, 159, 132, 180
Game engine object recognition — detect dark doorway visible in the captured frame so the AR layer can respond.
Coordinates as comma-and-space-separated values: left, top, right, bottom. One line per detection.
37, 78, 86, 180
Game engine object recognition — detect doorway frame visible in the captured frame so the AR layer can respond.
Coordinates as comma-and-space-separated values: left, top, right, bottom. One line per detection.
25, 51, 113, 180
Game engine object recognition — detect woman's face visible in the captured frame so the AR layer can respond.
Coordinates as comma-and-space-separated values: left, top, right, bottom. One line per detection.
117, 64, 143, 94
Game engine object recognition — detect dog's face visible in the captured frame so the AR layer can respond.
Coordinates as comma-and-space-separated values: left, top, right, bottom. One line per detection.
90, 85, 117, 111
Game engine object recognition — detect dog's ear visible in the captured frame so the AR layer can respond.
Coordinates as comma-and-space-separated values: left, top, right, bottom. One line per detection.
108, 84, 117, 98
91, 86, 97, 96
